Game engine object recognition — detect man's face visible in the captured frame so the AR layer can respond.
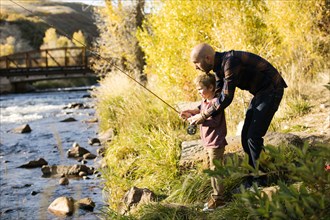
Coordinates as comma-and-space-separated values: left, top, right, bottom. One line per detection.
191, 55, 213, 73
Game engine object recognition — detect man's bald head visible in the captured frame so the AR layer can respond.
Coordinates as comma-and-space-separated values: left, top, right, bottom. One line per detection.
190, 43, 215, 73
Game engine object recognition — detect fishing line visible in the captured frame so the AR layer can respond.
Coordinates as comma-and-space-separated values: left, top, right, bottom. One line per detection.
9, 0, 180, 114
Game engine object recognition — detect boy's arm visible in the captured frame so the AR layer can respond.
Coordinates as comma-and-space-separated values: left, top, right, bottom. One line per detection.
180, 108, 200, 120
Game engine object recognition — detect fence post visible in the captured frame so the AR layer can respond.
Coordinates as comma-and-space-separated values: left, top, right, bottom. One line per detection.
45, 50, 48, 68
82, 47, 86, 67
6, 56, 9, 68
25, 52, 30, 68
65, 47, 68, 66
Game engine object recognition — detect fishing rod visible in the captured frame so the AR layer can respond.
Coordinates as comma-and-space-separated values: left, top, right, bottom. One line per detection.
9, 0, 180, 115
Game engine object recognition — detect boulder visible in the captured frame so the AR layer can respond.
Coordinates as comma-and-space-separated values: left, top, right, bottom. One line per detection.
59, 177, 69, 185
63, 102, 85, 109
67, 142, 90, 158
82, 94, 92, 98
118, 186, 156, 215
41, 165, 51, 175
41, 164, 94, 177
179, 132, 304, 167
78, 171, 87, 177
60, 117, 77, 122
84, 118, 98, 123
98, 128, 115, 144
83, 153, 97, 160
18, 158, 48, 168
48, 196, 74, 216
180, 139, 204, 162
264, 132, 303, 148
12, 124, 32, 133
96, 147, 106, 157
76, 198, 95, 211
88, 137, 101, 146
300, 134, 330, 148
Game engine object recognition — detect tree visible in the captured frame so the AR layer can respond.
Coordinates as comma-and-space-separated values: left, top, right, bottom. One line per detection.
72, 30, 86, 47
0, 36, 15, 56
92, 0, 146, 82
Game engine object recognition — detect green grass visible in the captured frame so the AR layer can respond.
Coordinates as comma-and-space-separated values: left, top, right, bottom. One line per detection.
94, 69, 330, 219
94, 74, 188, 209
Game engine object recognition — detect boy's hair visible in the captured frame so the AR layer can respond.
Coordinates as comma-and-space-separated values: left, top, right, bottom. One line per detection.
194, 73, 216, 90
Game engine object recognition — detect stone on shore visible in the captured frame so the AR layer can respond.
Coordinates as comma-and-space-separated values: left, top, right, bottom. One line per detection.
98, 128, 114, 144
96, 147, 106, 157
179, 132, 304, 168
118, 186, 156, 215
48, 196, 74, 216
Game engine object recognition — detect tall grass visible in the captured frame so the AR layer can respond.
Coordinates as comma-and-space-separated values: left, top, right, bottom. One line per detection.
94, 74, 188, 209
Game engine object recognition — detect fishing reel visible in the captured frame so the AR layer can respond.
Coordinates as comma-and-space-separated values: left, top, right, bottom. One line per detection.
186, 124, 197, 135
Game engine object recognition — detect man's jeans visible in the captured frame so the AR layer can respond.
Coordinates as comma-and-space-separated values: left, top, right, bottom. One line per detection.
241, 88, 284, 185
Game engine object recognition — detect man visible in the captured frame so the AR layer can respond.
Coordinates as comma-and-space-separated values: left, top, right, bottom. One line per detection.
187, 43, 287, 188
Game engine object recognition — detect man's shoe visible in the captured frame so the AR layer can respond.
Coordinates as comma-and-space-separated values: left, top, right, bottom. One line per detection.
243, 181, 252, 189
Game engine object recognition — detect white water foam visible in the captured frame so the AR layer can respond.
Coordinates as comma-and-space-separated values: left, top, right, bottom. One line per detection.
0, 104, 63, 124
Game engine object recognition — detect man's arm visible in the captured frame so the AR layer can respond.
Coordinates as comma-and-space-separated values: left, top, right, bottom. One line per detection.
202, 57, 240, 118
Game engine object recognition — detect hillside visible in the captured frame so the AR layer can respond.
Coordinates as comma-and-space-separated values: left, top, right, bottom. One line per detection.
0, 0, 99, 53
285, 74, 330, 142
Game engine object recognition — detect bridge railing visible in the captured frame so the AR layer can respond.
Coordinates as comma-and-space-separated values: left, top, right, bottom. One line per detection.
0, 47, 88, 69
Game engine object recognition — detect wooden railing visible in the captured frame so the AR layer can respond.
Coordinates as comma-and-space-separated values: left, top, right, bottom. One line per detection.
0, 47, 88, 71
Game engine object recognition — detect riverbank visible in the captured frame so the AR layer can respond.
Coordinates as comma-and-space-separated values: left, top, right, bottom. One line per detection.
0, 89, 106, 219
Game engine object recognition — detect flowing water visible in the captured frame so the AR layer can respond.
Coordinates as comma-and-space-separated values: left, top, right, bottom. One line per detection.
0, 89, 106, 220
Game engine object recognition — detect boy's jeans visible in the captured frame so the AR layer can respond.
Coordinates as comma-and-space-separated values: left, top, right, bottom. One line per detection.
241, 88, 284, 185
204, 146, 225, 200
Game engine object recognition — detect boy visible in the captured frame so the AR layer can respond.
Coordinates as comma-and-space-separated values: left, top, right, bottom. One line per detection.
180, 73, 227, 211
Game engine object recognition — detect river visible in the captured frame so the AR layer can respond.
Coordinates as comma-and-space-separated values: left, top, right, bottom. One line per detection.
0, 88, 106, 220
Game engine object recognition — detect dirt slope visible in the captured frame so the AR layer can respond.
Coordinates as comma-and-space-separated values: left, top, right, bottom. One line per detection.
0, 0, 99, 51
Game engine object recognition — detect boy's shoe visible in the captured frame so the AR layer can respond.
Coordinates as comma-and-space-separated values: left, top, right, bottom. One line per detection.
248, 185, 263, 193
202, 197, 226, 212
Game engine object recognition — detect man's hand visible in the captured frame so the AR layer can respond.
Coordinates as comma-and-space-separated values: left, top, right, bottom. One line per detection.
187, 113, 205, 125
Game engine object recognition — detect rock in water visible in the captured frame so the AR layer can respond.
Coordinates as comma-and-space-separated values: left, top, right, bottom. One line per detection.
59, 177, 69, 185
48, 196, 74, 216
60, 117, 77, 122
76, 198, 95, 211
12, 124, 32, 133
18, 158, 48, 168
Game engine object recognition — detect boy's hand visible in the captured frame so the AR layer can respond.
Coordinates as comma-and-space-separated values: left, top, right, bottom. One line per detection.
180, 110, 193, 119
180, 109, 200, 120
188, 113, 205, 125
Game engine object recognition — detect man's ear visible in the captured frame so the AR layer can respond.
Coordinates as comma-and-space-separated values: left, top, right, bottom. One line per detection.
205, 55, 211, 64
